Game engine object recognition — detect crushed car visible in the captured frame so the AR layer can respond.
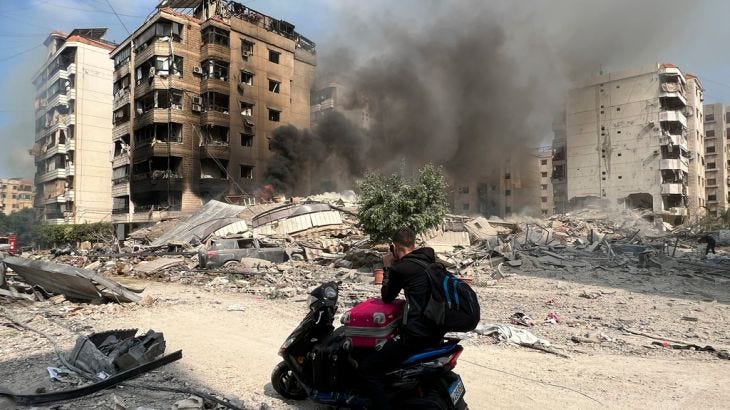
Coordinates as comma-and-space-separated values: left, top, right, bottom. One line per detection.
197, 237, 289, 268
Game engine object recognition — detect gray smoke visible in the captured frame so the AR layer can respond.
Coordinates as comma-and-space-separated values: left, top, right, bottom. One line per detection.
264, 111, 365, 194
282, 0, 695, 189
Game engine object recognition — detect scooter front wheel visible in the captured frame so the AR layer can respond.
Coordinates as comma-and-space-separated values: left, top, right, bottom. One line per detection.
271, 361, 307, 400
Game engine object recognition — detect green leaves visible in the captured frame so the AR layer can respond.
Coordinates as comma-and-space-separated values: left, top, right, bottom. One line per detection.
356, 163, 448, 241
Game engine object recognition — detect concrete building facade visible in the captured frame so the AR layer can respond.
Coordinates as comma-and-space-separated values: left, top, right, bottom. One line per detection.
0, 178, 34, 215
565, 63, 705, 223
109, 1, 316, 230
311, 82, 370, 129
32, 29, 115, 224
452, 146, 554, 218
702, 103, 730, 215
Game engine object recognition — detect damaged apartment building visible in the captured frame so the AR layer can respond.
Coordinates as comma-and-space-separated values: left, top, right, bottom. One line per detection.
109, 0, 315, 232
701, 103, 730, 216
32, 29, 115, 224
564, 63, 706, 224
453, 146, 555, 218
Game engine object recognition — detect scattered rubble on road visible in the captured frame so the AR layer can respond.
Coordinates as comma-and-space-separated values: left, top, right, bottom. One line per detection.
2, 198, 730, 408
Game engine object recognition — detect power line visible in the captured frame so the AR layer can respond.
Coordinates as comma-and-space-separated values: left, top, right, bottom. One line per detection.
0, 43, 44, 63
104, 0, 131, 35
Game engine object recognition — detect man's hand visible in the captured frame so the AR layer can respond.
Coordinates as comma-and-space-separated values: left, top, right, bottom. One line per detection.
383, 253, 395, 268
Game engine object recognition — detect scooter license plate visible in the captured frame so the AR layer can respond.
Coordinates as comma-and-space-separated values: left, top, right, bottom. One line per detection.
448, 376, 465, 405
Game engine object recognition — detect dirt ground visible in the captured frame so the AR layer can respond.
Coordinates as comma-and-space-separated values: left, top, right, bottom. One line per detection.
2, 264, 730, 409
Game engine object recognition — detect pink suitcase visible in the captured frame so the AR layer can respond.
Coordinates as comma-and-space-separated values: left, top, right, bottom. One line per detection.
341, 298, 405, 349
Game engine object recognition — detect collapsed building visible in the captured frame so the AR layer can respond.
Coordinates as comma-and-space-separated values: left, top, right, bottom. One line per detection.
31, 29, 116, 224
564, 63, 706, 224
108, 0, 316, 235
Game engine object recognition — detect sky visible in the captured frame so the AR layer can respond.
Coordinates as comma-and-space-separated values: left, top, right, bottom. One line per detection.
2, 0, 730, 178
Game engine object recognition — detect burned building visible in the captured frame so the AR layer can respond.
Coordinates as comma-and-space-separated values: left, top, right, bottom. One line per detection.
31, 29, 116, 224
109, 0, 316, 231
310, 82, 370, 130
551, 111, 568, 214
565, 64, 706, 223
702, 103, 730, 216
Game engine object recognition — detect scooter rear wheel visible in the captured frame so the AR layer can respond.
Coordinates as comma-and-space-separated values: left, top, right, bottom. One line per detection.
271, 361, 307, 400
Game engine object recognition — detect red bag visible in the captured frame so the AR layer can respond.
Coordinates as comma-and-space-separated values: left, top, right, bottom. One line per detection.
342, 298, 405, 349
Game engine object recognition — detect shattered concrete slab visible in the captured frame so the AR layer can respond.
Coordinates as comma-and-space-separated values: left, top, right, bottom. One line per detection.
1, 256, 141, 303
151, 200, 247, 247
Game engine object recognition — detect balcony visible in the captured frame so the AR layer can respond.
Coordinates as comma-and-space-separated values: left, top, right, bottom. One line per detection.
114, 63, 129, 80
35, 142, 73, 162
35, 168, 67, 183
134, 41, 172, 69
199, 177, 230, 191
112, 181, 130, 197
46, 92, 69, 110
134, 108, 186, 129
113, 122, 130, 140
130, 209, 184, 224
659, 133, 688, 150
201, 77, 230, 95
112, 153, 130, 168
113, 89, 130, 110
659, 110, 687, 128
201, 110, 230, 126
200, 43, 230, 62
659, 158, 689, 173
660, 183, 685, 195
659, 66, 686, 84
134, 75, 184, 98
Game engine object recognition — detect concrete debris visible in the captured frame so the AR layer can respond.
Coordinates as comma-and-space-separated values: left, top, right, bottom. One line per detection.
134, 257, 185, 275
1, 256, 142, 303
68, 329, 166, 376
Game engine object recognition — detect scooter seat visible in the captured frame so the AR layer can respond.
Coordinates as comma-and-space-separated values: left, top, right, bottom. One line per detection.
401, 341, 459, 366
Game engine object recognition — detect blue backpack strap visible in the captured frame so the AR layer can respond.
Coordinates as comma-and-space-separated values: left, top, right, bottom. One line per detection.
442, 276, 451, 308
452, 277, 460, 308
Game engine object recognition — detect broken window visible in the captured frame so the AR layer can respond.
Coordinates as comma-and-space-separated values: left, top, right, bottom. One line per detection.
268, 108, 281, 122
241, 39, 254, 57
201, 125, 229, 146
203, 59, 229, 81
202, 92, 229, 113
133, 191, 182, 212
113, 104, 130, 125
240, 71, 254, 86
268, 49, 280, 64
202, 26, 229, 47
268, 79, 281, 94
134, 19, 182, 52
135, 89, 183, 114
113, 75, 131, 99
240, 102, 254, 117
133, 122, 183, 145
241, 133, 253, 147
136, 55, 183, 84
132, 156, 182, 180
112, 197, 129, 214
240, 164, 254, 179
113, 135, 131, 158
114, 45, 131, 68
200, 158, 229, 179
112, 165, 129, 185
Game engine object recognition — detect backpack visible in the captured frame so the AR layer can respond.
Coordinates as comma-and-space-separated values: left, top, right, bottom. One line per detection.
409, 259, 481, 332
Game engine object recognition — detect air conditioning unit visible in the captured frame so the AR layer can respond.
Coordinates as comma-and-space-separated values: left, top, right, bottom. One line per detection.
191, 96, 202, 105
192, 66, 203, 75
191, 103, 202, 112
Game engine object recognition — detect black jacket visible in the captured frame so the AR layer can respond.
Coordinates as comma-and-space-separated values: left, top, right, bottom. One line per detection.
381, 247, 444, 342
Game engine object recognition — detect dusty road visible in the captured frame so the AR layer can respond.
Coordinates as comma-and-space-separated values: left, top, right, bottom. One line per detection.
2, 269, 730, 409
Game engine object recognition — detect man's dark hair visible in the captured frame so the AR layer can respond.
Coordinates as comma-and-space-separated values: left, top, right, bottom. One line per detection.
392, 227, 416, 248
